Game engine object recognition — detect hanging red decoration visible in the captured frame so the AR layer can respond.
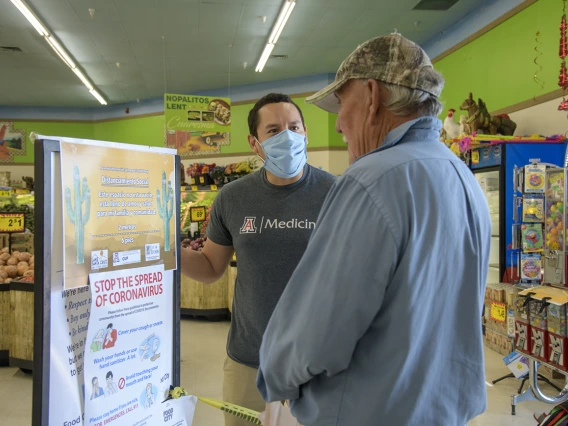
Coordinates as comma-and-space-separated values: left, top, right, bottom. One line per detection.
559, 62, 568, 90
560, 0, 568, 110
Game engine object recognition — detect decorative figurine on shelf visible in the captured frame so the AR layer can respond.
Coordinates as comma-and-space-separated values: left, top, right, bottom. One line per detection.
443, 109, 460, 140
459, 115, 471, 136
460, 92, 517, 135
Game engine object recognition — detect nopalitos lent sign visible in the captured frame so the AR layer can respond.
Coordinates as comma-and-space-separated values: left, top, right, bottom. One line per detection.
164, 93, 231, 157
60, 140, 177, 289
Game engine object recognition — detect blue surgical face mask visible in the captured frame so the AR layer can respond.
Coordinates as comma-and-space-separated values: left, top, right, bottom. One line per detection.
256, 129, 307, 179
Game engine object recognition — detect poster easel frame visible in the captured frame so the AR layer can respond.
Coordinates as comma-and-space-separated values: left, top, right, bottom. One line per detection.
32, 139, 182, 426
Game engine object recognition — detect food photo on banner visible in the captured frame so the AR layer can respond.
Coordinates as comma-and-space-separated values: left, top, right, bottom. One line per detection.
59, 139, 177, 289
164, 94, 231, 157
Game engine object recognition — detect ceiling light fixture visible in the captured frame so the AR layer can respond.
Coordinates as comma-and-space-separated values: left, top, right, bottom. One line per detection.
255, 43, 275, 72
10, 0, 107, 105
46, 36, 76, 69
268, 0, 295, 44
255, 0, 296, 73
89, 89, 107, 106
10, 0, 48, 36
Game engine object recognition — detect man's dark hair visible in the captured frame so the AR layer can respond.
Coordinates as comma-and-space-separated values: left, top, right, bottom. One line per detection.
248, 93, 305, 138
107, 323, 112, 329
92, 377, 98, 385
106, 371, 113, 379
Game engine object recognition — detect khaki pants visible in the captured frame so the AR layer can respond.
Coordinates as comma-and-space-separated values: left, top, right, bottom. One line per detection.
222, 356, 266, 426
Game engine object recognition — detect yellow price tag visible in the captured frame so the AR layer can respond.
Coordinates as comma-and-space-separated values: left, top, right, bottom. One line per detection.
0, 189, 11, 197
0, 212, 25, 233
14, 189, 30, 195
190, 177, 196, 185
190, 206, 207, 222
191, 185, 198, 191
490, 302, 506, 323
210, 185, 218, 191
472, 150, 480, 164
199, 176, 205, 184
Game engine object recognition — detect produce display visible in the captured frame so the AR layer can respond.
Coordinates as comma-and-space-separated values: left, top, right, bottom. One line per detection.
0, 247, 34, 283
181, 237, 207, 251
0, 194, 35, 233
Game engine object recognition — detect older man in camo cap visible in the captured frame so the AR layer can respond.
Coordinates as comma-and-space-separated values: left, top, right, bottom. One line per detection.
257, 33, 491, 425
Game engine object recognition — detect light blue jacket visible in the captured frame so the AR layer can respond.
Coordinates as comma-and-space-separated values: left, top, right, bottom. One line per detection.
257, 117, 490, 425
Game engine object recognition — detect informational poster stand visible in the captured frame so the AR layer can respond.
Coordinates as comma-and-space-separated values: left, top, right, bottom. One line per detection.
32, 138, 182, 426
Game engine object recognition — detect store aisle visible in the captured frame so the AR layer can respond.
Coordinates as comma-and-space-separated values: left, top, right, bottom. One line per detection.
0, 318, 563, 425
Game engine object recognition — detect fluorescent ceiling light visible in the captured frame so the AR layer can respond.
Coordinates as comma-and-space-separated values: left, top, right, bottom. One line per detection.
10, 0, 48, 36
255, 43, 275, 73
89, 89, 107, 106
46, 36, 76, 69
256, 0, 296, 72
73, 68, 93, 91
269, 1, 296, 44
10, 0, 107, 105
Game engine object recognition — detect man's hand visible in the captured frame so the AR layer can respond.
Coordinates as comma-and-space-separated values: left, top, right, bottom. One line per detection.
180, 238, 234, 284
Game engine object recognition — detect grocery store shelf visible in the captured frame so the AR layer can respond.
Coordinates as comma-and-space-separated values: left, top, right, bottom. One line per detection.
181, 184, 223, 192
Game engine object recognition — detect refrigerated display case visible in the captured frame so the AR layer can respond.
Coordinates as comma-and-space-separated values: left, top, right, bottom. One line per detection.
474, 168, 501, 283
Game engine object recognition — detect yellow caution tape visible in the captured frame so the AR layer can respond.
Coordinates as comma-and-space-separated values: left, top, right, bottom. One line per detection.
197, 396, 262, 425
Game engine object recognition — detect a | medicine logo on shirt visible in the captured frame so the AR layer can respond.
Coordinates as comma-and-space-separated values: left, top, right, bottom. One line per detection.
240, 217, 257, 234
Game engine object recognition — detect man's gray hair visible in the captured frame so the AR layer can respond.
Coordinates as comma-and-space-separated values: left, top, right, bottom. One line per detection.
360, 67, 444, 118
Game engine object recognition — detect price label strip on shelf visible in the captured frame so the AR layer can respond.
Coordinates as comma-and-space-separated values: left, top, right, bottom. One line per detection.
13, 189, 30, 195
0, 188, 11, 197
191, 185, 198, 191
190, 206, 207, 223
0, 212, 25, 233
210, 184, 218, 191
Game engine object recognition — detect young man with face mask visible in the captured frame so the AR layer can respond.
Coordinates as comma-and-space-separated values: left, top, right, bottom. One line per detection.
180, 93, 336, 426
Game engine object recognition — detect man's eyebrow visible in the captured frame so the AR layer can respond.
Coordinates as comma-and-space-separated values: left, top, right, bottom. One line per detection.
264, 123, 280, 129
288, 120, 301, 125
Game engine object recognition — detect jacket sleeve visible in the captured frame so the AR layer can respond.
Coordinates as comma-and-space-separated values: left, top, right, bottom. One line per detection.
257, 175, 400, 402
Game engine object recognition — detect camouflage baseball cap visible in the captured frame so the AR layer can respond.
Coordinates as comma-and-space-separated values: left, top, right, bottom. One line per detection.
306, 33, 443, 113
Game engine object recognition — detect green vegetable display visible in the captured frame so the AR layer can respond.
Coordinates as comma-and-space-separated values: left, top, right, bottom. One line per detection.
65, 165, 91, 264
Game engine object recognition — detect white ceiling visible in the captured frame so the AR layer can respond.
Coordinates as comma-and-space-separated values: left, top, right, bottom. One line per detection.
0, 0, 486, 107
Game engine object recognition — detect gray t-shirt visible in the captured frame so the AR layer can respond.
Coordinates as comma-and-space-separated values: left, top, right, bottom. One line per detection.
207, 164, 336, 368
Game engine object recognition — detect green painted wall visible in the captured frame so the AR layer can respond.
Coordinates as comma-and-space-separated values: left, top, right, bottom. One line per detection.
12, 121, 94, 163
435, 0, 559, 116
93, 115, 163, 147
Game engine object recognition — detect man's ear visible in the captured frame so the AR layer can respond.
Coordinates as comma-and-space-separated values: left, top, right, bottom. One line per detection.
249, 135, 264, 159
367, 79, 381, 125
248, 134, 258, 151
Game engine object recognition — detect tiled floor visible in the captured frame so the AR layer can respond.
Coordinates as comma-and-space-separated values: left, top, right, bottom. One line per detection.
0, 318, 565, 425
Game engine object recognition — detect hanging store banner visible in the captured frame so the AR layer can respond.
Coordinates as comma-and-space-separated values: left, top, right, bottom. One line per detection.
60, 139, 177, 289
164, 94, 231, 157
83, 264, 189, 426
